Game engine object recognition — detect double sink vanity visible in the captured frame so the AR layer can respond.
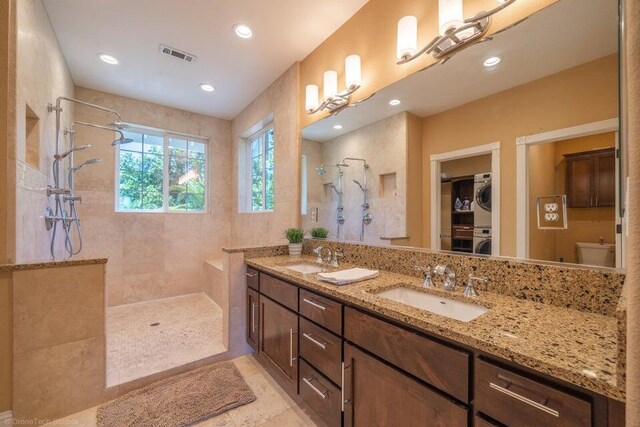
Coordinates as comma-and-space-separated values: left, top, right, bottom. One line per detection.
241, 242, 626, 427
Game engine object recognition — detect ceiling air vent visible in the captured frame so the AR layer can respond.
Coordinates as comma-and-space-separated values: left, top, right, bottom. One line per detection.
159, 44, 196, 63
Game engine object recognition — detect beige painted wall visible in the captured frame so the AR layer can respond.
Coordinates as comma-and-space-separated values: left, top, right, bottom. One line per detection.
299, 0, 559, 128
13, 0, 75, 262
73, 87, 232, 307
422, 54, 618, 256
302, 112, 409, 244
231, 64, 300, 246
529, 133, 616, 264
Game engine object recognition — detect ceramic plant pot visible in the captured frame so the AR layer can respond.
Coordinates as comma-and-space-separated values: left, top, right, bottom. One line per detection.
288, 243, 303, 257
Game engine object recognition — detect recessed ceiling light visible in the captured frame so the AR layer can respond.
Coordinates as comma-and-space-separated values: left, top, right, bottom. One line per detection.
199, 83, 215, 93
98, 53, 119, 65
389, 99, 401, 106
233, 23, 253, 39
333, 124, 343, 130
483, 56, 502, 67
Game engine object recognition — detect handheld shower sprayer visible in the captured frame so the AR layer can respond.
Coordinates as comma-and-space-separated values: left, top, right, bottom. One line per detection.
71, 158, 102, 172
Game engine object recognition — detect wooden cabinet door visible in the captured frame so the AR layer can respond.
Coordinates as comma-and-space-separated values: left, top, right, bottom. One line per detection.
566, 156, 594, 208
260, 296, 298, 384
595, 150, 615, 207
246, 288, 260, 352
343, 343, 467, 427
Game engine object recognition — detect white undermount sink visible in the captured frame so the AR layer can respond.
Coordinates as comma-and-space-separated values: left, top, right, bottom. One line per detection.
285, 263, 326, 275
374, 287, 489, 322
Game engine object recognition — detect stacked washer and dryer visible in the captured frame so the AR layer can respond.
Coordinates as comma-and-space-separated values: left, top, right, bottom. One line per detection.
473, 173, 492, 255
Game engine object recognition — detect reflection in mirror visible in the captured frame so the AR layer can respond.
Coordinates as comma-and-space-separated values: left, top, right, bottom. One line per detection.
300, 0, 623, 270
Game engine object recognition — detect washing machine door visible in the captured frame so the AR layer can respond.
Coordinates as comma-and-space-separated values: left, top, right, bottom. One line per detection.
475, 182, 492, 211
475, 238, 491, 255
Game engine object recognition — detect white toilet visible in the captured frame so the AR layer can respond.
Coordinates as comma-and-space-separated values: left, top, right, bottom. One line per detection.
575, 242, 616, 267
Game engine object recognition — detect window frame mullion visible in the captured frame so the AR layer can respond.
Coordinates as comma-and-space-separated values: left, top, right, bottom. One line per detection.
163, 134, 170, 212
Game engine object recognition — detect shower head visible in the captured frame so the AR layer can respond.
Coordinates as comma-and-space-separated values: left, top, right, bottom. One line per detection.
108, 120, 130, 130
353, 179, 366, 192
71, 158, 102, 172
55, 144, 92, 160
112, 134, 134, 146
315, 166, 327, 176
315, 163, 349, 175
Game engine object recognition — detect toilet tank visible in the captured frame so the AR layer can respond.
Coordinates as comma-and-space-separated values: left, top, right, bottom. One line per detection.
575, 242, 616, 267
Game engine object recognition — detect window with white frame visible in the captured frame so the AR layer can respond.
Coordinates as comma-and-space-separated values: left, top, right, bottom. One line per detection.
116, 128, 207, 212
247, 125, 274, 211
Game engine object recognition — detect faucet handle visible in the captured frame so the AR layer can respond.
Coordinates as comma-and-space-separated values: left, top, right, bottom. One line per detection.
314, 246, 324, 264
330, 252, 344, 267
414, 265, 434, 288
463, 274, 488, 297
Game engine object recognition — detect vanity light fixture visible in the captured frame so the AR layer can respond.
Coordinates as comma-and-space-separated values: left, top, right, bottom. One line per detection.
199, 83, 215, 93
98, 53, 119, 65
389, 99, 401, 106
305, 54, 362, 115
233, 23, 253, 39
483, 56, 501, 67
333, 124, 343, 130
396, 0, 517, 64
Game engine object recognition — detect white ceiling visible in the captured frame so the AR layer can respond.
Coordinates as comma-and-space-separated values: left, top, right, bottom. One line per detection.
303, 0, 618, 141
42, 0, 368, 120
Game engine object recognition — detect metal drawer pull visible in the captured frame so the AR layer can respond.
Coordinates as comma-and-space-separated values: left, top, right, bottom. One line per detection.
302, 332, 327, 349
246, 272, 258, 277
341, 362, 345, 412
303, 377, 328, 399
289, 329, 297, 367
251, 303, 257, 333
303, 298, 326, 310
489, 382, 559, 418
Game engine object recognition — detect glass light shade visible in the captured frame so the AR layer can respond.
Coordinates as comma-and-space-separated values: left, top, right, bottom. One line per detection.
439, 0, 464, 35
397, 16, 418, 60
323, 70, 338, 99
345, 55, 361, 89
305, 85, 319, 111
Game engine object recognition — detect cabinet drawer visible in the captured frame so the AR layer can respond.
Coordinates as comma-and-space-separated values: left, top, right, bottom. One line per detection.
246, 267, 259, 291
299, 289, 342, 335
344, 307, 470, 402
475, 359, 591, 427
300, 317, 342, 385
299, 359, 342, 427
260, 273, 298, 312
452, 225, 474, 238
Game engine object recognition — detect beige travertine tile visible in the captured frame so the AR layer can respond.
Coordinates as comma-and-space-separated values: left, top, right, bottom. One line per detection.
13, 336, 105, 423
13, 264, 105, 353
256, 408, 315, 427
106, 293, 226, 387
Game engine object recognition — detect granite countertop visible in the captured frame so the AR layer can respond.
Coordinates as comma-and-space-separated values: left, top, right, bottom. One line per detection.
246, 255, 625, 402
0, 257, 108, 272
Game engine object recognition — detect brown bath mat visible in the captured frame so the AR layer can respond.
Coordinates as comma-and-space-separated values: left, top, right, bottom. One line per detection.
97, 361, 256, 426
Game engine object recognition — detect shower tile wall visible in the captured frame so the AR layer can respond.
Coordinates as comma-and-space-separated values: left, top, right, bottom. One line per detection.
302, 112, 409, 244
12, 0, 75, 262
73, 87, 233, 307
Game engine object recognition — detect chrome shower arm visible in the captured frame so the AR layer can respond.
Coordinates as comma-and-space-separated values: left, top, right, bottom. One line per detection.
49, 96, 124, 122
71, 121, 125, 138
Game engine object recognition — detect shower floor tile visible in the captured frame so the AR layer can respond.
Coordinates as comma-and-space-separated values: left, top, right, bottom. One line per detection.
106, 292, 226, 387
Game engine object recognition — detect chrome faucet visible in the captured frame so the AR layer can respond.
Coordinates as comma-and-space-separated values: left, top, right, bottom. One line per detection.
414, 265, 434, 288
434, 264, 456, 291
314, 246, 332, 264
463, 274, 488, 297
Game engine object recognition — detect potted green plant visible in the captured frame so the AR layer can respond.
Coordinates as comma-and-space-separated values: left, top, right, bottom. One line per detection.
309, 227, 330, 240
284, 228, 304, 257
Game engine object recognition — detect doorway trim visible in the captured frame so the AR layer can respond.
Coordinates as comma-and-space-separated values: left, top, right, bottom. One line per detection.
515, 118, 621, 266
430, 142, 501, 255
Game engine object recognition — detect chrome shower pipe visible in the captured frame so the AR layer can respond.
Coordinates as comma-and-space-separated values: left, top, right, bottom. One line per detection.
343, 157, 370, 241
48, 96, 125, 158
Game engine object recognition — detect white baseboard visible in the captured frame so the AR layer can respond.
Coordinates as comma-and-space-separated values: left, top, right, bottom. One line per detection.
0, 411, 12, 425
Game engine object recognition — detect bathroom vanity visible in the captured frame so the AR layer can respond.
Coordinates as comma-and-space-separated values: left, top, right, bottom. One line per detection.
242, 247, 626, 427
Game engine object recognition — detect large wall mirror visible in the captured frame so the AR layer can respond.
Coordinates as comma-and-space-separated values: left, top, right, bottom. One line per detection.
301, 0, 626, 270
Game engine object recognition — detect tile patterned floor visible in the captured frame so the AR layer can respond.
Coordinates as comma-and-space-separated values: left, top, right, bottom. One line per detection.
43, 355, 316, 427
106, 293, 227, 387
